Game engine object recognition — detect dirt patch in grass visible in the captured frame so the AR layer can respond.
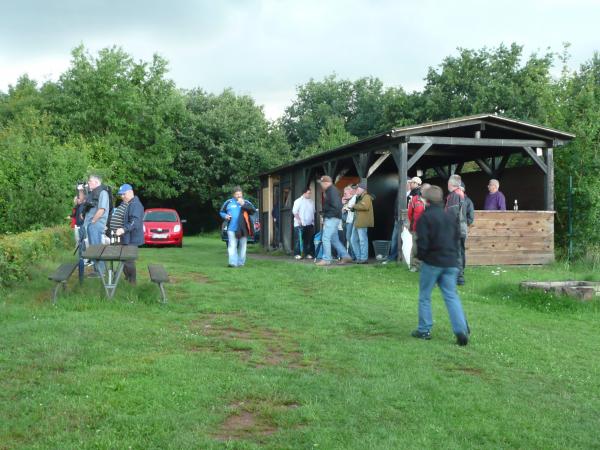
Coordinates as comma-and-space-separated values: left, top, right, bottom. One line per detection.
188, 313, 314, 369
35, 290, 53, 304
257, 348, 306, 369
447, 366, 485, 376
213, 400, 300, 442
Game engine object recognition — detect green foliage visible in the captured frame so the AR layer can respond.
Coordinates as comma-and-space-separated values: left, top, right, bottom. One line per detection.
0, 225, 72, 287
281, 74, 412, 156
176, 89, 291, 208
549, 52, 600, 257
0, 110, 89, 233
421, 43, 554, 121
299, 116, 358, 159
46, 46, 187, 199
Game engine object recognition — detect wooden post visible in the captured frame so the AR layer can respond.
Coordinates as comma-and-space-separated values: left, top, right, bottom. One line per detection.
391, 142, 408, 263
267, 175, 274, 248
544, 148, 554, 211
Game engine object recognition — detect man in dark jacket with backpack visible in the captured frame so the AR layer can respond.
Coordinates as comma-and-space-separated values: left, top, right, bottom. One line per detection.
115, 184, 144, 284
411, 185, 470, 346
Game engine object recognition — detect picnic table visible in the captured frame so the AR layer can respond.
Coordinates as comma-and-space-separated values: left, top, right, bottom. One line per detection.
82, 244, 138, 299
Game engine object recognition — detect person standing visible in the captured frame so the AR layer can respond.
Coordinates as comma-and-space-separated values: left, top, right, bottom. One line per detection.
342, 184, 357, 261
292, 187, 316, 260
445, 174, 467, 285
220, 186, 256, 267
484, 179, 507, 210
315, 176, 352, 266
407, 177, 426, 272
114, 184, 144, 284
83, 174, 111, 276
351, 180, 374, 264
411, 185, 470, 346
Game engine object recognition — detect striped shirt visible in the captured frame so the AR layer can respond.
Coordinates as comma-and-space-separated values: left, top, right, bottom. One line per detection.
110, 202, 129, 230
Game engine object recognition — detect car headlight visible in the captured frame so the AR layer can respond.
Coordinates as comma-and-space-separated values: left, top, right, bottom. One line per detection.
173, 224, 181, 233
143, 225, 146, 232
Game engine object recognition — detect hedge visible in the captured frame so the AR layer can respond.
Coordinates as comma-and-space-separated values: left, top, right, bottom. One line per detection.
0, 226, 73, 288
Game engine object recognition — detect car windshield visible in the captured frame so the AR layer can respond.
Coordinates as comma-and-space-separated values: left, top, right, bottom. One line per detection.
144, 211, 177, 222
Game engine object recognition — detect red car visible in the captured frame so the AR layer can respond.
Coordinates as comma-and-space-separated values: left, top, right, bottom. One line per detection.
143, 208, 185, 247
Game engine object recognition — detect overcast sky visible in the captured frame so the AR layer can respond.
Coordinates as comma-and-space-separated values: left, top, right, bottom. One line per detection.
1, 0, 599, 119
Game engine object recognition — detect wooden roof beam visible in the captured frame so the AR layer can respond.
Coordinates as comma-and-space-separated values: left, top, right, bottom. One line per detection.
408, 136, 550, 148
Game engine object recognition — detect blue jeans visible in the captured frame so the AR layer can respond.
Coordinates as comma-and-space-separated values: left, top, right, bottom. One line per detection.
227, 231, 247, 266
351, 227, 369, 262
86, 221, 105, 274
388, 221, 399, 261
417, 262, 468, 335
294, 226, 303, 256
322, 218, 349, 262
345, 222, 356, 260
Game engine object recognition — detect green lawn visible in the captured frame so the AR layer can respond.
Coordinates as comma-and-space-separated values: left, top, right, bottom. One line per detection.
1, 236, 599, 449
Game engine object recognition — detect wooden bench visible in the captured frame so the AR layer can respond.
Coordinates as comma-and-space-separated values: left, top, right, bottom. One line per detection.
148, 264, 169, 303
48, 262, 78, 303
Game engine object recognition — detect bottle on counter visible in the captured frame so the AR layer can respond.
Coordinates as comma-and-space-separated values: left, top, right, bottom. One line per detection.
513, 199, 518, 211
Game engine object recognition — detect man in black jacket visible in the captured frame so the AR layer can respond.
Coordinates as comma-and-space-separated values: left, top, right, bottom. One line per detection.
316, 176, 352, 266
412, 185, 469, 346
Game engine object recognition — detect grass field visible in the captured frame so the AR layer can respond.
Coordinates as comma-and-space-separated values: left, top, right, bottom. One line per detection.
1, 235, 599, 449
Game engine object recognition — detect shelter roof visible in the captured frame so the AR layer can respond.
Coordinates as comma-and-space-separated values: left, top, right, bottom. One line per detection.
261, 114, 575, 176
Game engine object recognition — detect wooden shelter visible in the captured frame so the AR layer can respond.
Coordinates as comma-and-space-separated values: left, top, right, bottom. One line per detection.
259, 114, 574, 265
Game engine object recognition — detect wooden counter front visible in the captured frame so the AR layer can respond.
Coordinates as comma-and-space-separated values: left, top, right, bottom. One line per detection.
465, 211, 554, 266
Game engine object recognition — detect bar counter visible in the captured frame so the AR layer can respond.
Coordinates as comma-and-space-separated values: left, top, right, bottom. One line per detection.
465, 210, 554, 265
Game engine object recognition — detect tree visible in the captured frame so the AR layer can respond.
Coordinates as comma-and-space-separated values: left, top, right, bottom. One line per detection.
44, 45, 187, 199
421, 43, 554, 122
300, 116, 357, 159
176, 89, 291, 209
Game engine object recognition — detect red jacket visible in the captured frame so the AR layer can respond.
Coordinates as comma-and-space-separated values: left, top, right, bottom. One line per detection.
408, 194, 426, 232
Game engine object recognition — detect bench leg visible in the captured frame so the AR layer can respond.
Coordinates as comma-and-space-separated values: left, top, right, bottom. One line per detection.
159, 282, 167, 304
52, 282, 64, 304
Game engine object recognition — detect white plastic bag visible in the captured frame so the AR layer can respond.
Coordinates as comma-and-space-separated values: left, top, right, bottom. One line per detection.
401, 226, 412, 269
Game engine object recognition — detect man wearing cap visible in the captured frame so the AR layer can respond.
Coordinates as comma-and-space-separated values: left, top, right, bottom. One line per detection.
350, 180, 374, 264
407, 177, 425, 271
315, 176, 352, 266
412, 185, 470, 346
445, 174, 468, 285
115, 184, 144, 284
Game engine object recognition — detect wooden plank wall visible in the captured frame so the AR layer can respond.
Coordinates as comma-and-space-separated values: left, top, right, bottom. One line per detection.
466, 211, 554, 265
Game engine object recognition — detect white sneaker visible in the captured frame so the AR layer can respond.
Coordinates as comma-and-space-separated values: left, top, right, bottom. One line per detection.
306, 255, 313, 259
294, 255, 302, 260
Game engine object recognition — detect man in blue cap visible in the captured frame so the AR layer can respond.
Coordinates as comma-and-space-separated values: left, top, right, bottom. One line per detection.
115, 184, 144, 284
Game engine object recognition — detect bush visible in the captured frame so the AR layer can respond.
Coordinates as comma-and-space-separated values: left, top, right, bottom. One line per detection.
0, 226, 72, 287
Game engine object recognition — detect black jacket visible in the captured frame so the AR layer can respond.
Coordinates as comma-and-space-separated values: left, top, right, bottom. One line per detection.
323, 185, 343, 219
235, 202, 256, 239
416, 203, 459, 268
121, 196, 144, 246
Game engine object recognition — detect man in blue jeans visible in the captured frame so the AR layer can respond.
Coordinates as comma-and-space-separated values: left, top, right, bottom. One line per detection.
220, 186, 256, 267
315, 176, 353, 266
83, 174, 110, 276
411, 185, 470, 346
